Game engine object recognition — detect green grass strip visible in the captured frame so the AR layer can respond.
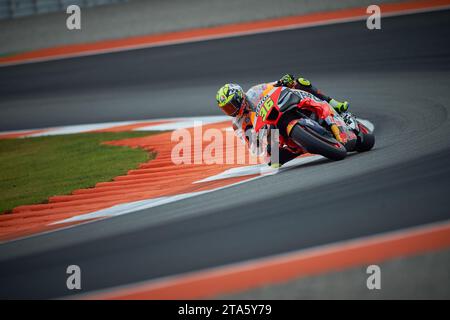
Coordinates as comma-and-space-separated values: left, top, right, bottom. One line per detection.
0, 131, 158, 213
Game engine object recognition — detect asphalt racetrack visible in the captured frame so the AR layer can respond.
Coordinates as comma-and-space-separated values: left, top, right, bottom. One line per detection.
0, 10, 450, 299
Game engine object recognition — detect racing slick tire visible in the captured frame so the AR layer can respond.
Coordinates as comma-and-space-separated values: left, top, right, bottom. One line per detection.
355, 123, 375, 152
290, 124, 347, 161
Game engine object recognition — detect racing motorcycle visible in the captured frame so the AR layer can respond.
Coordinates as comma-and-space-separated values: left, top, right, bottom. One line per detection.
250, 85, 375, 161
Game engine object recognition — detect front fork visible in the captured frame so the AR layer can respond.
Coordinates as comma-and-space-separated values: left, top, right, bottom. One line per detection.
323, 114, 345, 143
323, 112, 359, 152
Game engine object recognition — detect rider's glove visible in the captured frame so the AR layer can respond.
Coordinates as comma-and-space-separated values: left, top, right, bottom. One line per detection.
277, 74, 296, 88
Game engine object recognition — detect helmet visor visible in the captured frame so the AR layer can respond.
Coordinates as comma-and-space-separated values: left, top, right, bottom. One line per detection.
221, 101, 240, 117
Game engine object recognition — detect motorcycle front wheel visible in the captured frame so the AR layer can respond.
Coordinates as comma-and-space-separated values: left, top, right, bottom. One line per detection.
290, 124, 347, 161
356, 122, 375, 152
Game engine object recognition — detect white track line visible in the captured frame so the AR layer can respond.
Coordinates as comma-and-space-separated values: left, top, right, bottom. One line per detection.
0, 116, 229, 138
52, 156, 324, 224
3, 116, 373, 227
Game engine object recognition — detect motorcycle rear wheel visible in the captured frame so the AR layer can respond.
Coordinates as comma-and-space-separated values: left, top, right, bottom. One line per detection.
356, 123, 375, 152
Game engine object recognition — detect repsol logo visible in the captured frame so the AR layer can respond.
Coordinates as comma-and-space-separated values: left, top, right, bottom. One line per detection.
256, 94, 270, 114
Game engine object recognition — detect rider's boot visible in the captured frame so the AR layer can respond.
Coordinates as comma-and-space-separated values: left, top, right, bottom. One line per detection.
329, 99, 354, 129
329, 99, 349, 113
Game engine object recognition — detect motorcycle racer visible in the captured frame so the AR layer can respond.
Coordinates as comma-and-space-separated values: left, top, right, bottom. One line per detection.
215, 74, 351, 167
